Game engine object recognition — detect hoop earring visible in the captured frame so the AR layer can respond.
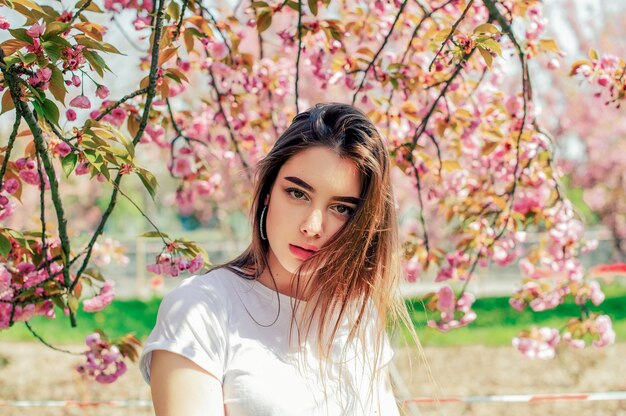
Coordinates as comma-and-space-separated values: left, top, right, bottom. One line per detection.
259, 205, 268, 241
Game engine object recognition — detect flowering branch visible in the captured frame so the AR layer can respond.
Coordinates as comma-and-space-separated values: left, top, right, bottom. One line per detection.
95, 87, 148, 122
428, 0, 475, 72
351, 0, 410, 106
294, 0, 303, 113
0, 110, 21, 191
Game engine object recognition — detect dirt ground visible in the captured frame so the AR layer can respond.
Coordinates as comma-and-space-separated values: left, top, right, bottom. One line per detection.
1, 341, 625, 416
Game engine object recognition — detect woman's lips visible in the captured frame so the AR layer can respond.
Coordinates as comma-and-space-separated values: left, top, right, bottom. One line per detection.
289, 244, 316, 260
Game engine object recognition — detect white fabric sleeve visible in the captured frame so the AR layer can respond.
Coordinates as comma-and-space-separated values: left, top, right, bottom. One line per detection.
139, 281, 228, 384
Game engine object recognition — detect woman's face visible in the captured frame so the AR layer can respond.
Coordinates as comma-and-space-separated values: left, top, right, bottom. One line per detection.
264, 146, 362, 278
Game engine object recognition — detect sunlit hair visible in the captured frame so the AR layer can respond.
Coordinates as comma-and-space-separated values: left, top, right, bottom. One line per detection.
225, 102, 419, 398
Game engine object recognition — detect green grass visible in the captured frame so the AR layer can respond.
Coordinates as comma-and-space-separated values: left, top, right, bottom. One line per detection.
0, 298, 162, 345
1, 285, 625, 347
405, 284, 626, 346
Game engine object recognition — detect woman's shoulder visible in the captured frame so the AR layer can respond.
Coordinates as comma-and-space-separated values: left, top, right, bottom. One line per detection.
163, 266, 243, 305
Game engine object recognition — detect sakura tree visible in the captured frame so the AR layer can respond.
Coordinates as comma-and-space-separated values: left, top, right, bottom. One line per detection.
0, 0, 619, 383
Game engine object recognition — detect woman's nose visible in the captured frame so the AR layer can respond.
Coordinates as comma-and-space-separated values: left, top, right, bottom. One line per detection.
300, 209, 322, 237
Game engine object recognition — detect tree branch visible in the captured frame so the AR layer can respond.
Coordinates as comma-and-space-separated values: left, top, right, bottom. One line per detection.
94, 87, 148, 122
208, 66, 252, 181
72, 0, 167, 291
69, 0, 93, 25
4, 69, 76, 327
0, 109, 22, 191
428, 0, 475, 72
351, 0, 410, 106
295, 0, 303, 114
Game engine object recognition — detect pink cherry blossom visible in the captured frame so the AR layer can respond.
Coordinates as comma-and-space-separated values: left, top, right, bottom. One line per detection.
70, 95, 92, 109
26, 23, 45, 38
74, 162, 90, 175
0, 16, 10, 30
2, 178, 18, 194
82, 281, 115, 312
513, 327, 560, 359
0, 265, 12, 298
57, 142, 72, 157
28, 67, 52, 90
592, 315, 615, 348
77, 334, 127, 384
171, 155, 197, 178
188, 254, 204, 273
96, 85, 110, 99
66, 109, 77, 121
209, 41, 229, 60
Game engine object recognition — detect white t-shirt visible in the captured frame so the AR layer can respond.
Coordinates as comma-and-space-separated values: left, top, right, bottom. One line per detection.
139, 267, 399, 415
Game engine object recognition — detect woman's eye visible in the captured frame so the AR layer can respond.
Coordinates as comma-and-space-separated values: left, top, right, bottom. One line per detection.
286, 188, 307, 200
334, 205, 354, 217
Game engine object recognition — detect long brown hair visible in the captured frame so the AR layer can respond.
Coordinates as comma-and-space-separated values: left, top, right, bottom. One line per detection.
226, 102, 416, 384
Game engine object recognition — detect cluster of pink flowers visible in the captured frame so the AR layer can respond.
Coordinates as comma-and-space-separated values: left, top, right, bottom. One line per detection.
62, 45, 87, 71
76, 333, 127, 384
0, 15, 10, 30
435, 250, 471, 282
48, 138, 72, 158
524, 5, 547, 41
90, 100, 128, 127
0, 259, 60, 330
572, 52, 626, 106
147, 253, 204, 277
0, 178, 18, 222
424, 286, 477, 332
92, 238, 130, 267
561, 314, 616, 350
28, 67, 52, 90
82, 281, 116, 312
513, 326, 560, 359
15, 157, 50, 189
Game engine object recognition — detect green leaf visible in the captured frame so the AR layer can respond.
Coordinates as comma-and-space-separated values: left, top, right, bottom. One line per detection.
83, 50, 112, 77
285, 1, 299, 11
308, 0, 318, 15
42, 98, 60, 127
67, 293, 79, 314
0, 233, 12, 258
8, 28, 31, 43
48, 66, 67, 104
84, 149, 104, 171
482, 38, 502, 56
167, 0, 180, 21
46, 34, 73, 48
256, 10, 272, 33
140, 231, 171, 239
51, 295, 65, 310
478, 46, 493, 69
2, 55, 21, 67
250, 1, 269, 8
135, 168, 158, 201
19, 52, 37, 65
473, 23, 499, 35
42, 41, 62, 63
43, 22, 70, 38
74, 35, 123, 55
62, 153, 78, 177
1, 89, 15, 115
83, 267, 106, 282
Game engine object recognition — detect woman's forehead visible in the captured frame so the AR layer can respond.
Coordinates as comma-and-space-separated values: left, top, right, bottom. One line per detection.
278, 147, 361, 196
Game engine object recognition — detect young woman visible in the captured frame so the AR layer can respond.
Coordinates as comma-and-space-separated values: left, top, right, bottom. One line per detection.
139, 103, 414, 415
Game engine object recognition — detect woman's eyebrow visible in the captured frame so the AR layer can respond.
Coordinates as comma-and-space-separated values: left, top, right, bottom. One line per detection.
284, 176, 361, 205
